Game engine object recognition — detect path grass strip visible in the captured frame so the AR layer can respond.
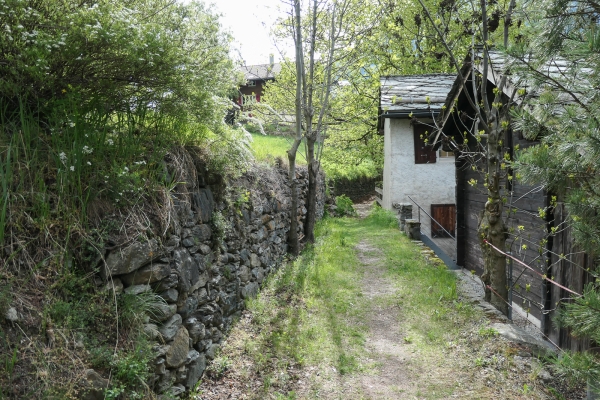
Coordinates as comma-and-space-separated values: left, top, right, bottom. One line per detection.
194, 207, 552, 399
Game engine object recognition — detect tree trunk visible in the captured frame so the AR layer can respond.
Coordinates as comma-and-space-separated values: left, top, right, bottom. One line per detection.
288, 151, 299, 256
479, 122, 508, 315
304, 136, 318, 243
287, 0, 303, 257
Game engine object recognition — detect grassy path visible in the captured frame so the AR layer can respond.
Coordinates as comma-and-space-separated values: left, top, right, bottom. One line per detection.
193, 207, 552, 399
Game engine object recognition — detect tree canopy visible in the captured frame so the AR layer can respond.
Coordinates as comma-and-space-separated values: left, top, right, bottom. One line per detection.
0, 0, 239, 129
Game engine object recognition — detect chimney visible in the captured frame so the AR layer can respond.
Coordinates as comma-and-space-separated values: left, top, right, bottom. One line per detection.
269, 54, 274, 66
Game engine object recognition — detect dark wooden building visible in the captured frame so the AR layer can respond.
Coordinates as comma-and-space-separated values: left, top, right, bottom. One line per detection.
436, 51, 594, 350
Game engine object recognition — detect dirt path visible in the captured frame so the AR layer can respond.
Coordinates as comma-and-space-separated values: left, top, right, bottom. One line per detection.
353, 240, 418, 399
292, 239, 420, 400
351, 201, 420, 397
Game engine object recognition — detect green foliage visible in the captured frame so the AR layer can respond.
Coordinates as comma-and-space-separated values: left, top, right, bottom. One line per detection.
478, 326, 499, 338
118, 290, 168, 329
366, 204, 398, 229
334, 195, 356, 217
206, 355, 232, 379
509, 0, 600, 385
0, 0, 250, 249
0, 0, 238, 124
211, 211, 228, 245
107, 339, 154, 399
240, 216, 368, 392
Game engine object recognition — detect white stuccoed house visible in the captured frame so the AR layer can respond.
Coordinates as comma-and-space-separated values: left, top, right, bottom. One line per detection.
378, 74, 457, 262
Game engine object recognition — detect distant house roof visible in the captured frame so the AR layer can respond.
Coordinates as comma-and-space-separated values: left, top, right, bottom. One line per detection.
379, 74, 456, 118
241, 63, 282, 82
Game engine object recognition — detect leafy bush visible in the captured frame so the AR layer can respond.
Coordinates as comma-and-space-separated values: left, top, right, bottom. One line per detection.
334, 195, 356, 216
366, 204, 398, 228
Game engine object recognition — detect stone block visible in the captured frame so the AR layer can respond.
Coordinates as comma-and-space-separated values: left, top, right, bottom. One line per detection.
252, 268, 265, 284
175, 249, 208, 293
181, 237, 195, 247
155, 303, 177, 322
169, 384, 186, 397
196, 288, 209, 305
241, 282, 259, 299
143, 323, 160, 340
121, 263, 171, 286
199, 244, 212, 255
156, 369, 175, 394
404, 219, 421, 240
79, 369, 109, 400
165, 326, 190, 368
205, 342, 220, 360
192, 224, 212, 242
190, 189, 213, 223
124, 284, 151, 295
185, 354, 206, 389
184, 317, 206, 342
238, 265, 250, 282
103, 239, 161, 278
154, 358, 166, 375
160, 288, 179, 303
490, 323, 556, 357
249, 253, 261, 268
153, 273, 178, 292
159, 313, 182, 341
177, 296, 199, 319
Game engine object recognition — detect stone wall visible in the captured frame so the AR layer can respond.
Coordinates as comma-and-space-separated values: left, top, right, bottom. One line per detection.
101, 149, 325, 398
330, 176, 379, 202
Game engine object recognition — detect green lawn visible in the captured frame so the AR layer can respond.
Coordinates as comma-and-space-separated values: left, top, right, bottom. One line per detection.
250, 133, 307, 166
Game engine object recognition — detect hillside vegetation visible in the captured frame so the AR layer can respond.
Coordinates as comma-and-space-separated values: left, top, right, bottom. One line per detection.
0, 0, 251, 397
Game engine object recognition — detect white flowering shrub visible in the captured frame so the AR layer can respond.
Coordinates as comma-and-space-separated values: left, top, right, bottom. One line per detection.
0, 0, 238, 125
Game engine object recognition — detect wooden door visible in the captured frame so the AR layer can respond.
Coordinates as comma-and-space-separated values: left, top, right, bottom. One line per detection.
431, 204, 456, 238
413, 124, 437, 164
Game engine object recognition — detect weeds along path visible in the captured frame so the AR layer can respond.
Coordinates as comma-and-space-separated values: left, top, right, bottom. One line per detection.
193, 207, 552, 399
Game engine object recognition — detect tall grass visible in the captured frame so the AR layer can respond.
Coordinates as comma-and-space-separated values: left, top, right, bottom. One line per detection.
0, 94, 254, 394
0, 95, 251, 249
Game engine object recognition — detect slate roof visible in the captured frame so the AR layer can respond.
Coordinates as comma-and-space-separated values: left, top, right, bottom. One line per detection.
444, 49, 593, 108
241, 63, 282, 82
433, 49, 593, 144
379, 74, 457, 117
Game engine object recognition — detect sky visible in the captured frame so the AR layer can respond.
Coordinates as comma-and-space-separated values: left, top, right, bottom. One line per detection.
213, 0, 294, 65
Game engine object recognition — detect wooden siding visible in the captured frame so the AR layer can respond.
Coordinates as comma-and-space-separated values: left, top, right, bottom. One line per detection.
447, 71, 594, 349
547, 203, 594, 350
456, 131, 549, 322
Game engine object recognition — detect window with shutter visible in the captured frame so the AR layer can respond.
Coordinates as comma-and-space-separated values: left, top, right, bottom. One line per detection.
413, 124, 437, 164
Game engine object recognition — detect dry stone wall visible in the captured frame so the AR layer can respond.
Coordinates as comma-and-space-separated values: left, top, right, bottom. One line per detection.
101, 152, 324, 398
331, 175, 378, 202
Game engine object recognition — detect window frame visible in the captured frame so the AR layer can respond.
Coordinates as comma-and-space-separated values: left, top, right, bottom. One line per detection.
413, 123, 437, 164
